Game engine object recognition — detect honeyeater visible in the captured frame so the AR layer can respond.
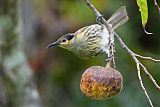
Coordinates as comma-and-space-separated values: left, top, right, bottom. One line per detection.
48, 6, 129, 59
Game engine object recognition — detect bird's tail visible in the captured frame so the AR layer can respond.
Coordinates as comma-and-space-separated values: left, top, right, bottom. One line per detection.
107, 6, 129, 30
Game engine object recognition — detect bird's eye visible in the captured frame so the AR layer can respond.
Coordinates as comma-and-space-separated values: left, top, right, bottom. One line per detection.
62, 39, 67, 42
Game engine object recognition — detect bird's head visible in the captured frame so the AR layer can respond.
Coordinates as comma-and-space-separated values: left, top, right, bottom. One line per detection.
47, 33, 75, 49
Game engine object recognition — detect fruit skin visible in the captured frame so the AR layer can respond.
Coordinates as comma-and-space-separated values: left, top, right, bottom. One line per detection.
80, 65, 123, 100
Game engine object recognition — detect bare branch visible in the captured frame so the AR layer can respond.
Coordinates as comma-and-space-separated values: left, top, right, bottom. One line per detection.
84, 0, 101, 17
114, 32, 156, 107
109, 31, 116, 68
111, 43, 116, 68
83, 0, 160, 106
136, 63, 153, 107
135, 54, 160, 62
114, 32, 160, 90
152, 0, 160, 14
84, 0, 112, 31
139, 63, 160, 90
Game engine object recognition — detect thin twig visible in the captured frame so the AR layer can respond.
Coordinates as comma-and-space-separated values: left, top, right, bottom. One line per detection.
83, 0, 160, 106
152, 0, 160, 14
109, 30, 116, 68
136, 63, 153, 107
114, 32, 155, 107
139, 63, 160, 90
115, 32, 160, 107
135, 54, 160, 62
114, 32, 160, 90
111, 43, 116, 68
84, 0, 112, 31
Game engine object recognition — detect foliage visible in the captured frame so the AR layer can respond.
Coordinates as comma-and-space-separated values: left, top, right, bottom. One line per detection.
136, 0, 148, 28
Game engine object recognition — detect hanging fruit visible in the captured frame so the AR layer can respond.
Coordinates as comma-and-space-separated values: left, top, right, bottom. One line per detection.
80, 63, 123, 100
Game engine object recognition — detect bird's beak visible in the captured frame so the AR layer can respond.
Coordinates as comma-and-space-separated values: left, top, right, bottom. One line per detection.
47, 42, 60, 48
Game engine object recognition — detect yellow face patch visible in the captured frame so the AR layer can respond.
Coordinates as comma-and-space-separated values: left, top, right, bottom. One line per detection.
59, 41, 70, 48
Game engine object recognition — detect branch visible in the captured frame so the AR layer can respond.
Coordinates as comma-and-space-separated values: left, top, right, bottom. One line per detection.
115, 33, 160, 91
83, 0, 160, 107
114, 32, 160, 107
84, 0, 112, 31
152, 0, 160, 14
135, 54, 160, 62
139, 62, 160, 90
136, 63, 153, 107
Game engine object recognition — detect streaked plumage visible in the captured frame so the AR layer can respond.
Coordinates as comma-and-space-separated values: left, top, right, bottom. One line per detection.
48, 6, 129, 59
70, 24, 110, 58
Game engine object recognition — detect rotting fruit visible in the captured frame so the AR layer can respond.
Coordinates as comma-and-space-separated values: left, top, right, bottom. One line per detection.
80, 63, 123, 100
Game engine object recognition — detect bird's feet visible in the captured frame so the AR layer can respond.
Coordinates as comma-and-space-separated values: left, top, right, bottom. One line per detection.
96, 15, 103, 24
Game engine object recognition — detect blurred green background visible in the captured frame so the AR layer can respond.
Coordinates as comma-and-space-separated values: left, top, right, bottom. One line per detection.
0, 0, 160, 107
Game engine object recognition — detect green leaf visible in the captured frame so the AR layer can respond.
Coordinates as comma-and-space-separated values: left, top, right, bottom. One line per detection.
136, 0, 148, 28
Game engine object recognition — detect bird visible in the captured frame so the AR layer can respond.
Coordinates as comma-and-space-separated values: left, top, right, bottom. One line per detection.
47, 6, 129, 59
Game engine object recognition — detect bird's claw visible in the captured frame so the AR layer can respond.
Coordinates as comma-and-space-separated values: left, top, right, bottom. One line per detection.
96, 15, 103, 24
